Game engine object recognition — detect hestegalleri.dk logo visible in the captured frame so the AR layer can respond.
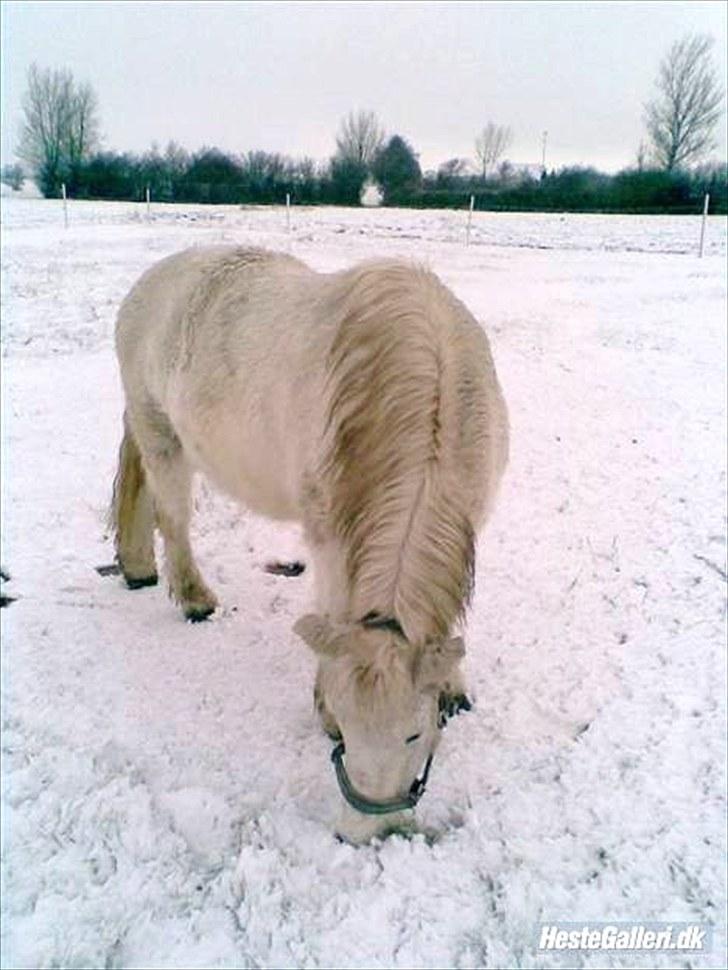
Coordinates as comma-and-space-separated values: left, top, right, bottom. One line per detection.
537, 922, 712, 952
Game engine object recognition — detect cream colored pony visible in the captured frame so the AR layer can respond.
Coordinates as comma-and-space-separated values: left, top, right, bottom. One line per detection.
112, 246, 508, 842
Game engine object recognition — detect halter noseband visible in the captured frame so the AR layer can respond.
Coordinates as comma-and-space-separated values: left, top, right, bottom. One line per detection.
331, 742, 434, 816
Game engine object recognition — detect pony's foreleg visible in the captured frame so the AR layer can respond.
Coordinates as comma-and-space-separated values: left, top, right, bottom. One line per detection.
300, 475, 348, 618
112, 415, 158, 588
307, 540, 348, 617
129, 407, 218, 622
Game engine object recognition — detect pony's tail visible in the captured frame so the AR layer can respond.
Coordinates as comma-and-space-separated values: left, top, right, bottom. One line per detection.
109, 413, 146, 560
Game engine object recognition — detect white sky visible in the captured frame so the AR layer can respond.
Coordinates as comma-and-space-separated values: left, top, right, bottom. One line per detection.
1, 1, 726, 174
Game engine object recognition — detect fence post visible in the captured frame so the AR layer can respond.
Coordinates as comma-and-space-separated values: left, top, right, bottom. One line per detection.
286, 193, 291, 233
62, 182, 68, 228
698, 193, 710, 258
146, 185, 151, 219
466, 194, 475, 246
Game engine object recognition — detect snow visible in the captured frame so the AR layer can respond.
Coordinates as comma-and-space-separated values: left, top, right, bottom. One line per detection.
1, 197, 726, 969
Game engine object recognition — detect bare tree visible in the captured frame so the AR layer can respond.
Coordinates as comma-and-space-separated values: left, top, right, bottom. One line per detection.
66, 81, 100, 181
475, 123, 512, 180
163, 140, 190, 177
435, 157, 470, 189
438, 157, 470, 179
18, 64, 100, 195
335, 110, 385, 167
644, 35, 724, 171
1, 164, 25, 191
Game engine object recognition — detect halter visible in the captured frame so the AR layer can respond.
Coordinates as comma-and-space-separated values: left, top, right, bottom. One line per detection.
360, 612, 406, 638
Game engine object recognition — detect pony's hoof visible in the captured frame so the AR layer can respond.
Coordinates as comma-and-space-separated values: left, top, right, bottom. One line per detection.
184, 605, 216, 623
125, 573, 158, 590
265, 561, 305, 577
453, 693, 472, 714
438, 691, 473, 723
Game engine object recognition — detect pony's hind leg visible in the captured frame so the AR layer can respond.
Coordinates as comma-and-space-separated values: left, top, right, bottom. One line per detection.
127, 405, 218, 622
112, 416, 158, 588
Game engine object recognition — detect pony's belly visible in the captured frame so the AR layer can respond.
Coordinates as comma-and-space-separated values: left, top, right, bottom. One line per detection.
184, 432, 299, 521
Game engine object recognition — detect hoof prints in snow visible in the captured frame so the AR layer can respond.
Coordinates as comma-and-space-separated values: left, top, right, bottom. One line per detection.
95, 562, 122, 577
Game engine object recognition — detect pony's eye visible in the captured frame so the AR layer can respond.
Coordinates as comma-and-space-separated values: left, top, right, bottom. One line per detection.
405, 733, 421, 744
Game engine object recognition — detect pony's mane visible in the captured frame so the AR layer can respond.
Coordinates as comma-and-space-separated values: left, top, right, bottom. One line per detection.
322, 260, 475, 646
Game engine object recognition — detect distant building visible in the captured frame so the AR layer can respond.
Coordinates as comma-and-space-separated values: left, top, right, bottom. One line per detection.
360, 179, 383, 207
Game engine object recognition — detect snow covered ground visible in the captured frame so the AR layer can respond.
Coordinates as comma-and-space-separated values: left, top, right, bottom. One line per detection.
1, 198, 726, 969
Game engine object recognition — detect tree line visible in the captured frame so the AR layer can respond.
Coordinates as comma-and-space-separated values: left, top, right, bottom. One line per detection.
4, 34, 725, 214
6, 139, 723, 215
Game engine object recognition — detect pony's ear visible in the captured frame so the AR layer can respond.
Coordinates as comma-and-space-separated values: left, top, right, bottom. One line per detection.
293, 614, 341, 656
415, 637, 466, 690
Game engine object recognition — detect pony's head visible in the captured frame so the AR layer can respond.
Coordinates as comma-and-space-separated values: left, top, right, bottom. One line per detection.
294, 613, 467, 844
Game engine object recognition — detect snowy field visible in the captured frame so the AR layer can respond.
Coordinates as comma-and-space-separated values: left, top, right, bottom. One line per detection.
1, 198, 726, 969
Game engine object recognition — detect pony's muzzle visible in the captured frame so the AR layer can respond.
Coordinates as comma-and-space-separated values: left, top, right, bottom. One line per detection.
334, 803, 416, 845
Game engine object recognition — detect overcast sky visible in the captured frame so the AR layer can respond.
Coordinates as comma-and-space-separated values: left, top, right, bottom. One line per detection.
1, 1, 726, 174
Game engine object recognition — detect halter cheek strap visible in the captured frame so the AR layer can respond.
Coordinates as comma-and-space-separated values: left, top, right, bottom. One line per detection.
331, 742, 434, 816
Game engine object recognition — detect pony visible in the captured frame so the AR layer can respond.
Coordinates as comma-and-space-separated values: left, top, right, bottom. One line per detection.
111, 246, 509, 842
